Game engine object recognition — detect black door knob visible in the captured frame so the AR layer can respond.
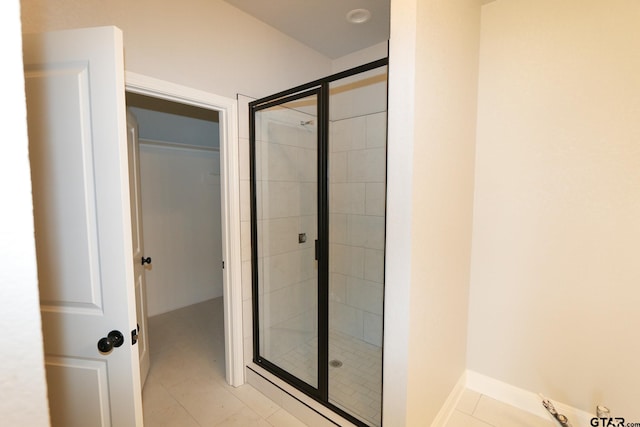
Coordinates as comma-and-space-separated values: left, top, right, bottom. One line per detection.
97, 330, 124, 354
141, 256, 152, 266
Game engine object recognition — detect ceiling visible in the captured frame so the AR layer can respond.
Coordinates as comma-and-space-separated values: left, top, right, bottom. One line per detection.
222, 0, 390, 59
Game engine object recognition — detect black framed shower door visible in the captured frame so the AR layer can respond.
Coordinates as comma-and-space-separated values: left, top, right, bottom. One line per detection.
249, 58, 388, 427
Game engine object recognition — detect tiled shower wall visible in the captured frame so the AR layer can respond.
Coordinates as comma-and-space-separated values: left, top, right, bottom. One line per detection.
328, 111, 386, 347
328, 69, 387, 348
238, 65, 387, 368
256, 113, 318, 368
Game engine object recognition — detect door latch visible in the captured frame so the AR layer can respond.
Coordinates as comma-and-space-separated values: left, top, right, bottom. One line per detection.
131, 324, 140, 345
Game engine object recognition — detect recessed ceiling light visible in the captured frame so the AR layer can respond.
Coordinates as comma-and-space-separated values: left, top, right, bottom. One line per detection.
346, 8, 371, 24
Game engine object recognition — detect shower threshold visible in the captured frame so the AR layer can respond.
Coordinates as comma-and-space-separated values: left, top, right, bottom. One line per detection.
270, 330, 382, 427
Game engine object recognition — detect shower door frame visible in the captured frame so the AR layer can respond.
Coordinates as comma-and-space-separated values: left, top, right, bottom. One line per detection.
250, 86, 327, 400
249, 58, 388, 427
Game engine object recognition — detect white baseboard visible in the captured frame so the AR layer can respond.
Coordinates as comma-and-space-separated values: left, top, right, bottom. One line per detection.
466, 370, 595, 426
431, 372, 468, 427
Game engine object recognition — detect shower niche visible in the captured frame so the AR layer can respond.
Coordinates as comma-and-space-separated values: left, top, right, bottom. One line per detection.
250, 59, 387, 427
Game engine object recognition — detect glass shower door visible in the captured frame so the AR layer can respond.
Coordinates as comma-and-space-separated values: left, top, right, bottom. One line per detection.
251, 89, 320, 390
327, 66, 387, 427
251, 58, 387, 427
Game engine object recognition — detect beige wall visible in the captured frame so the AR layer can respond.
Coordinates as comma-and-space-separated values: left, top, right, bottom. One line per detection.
331, 42, 388, 74
20, 0, 332, 99
384, 0, 480, 424
469, 0, 640, 417
0, 1, 50, 425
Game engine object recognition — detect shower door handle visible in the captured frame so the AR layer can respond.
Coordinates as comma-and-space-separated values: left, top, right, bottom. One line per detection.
315, 240, 319, 261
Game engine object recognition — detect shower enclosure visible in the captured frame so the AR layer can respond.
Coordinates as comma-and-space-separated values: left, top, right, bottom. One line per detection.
250, 59, 387, 427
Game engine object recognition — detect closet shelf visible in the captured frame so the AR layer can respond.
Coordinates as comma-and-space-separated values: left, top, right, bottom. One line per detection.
140, 138, 219, 153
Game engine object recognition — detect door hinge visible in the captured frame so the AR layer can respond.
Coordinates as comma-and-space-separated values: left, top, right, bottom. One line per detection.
222, 260, 225, 269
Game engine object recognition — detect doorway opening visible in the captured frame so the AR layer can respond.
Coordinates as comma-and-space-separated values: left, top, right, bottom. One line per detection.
126, 91, 224, 389
125, 73, 244, 390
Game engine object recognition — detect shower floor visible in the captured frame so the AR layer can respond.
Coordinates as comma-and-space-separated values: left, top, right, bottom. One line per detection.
272, 330, 382, 427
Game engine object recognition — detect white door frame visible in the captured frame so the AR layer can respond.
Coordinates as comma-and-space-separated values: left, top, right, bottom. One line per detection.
125, 72, 244, 387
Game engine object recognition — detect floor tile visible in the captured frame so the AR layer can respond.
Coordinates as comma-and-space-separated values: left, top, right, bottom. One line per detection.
142, 374, 173, 409
446, 410, 495, 427
142, 402, 201, 427
166, 374, 246, 426
142, 298, 313, 427
141, 299, 555, 427
148, 343, 218, 388
473, 395, 555, 427
142, 371, 201, 426
266, 408, 310, 427
142, 374, 200, 427
228, 383, 281, 419
214, 406, 269, 427
456, 388, 482, 415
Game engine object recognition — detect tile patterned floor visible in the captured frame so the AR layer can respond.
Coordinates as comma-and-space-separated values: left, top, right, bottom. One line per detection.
328, 331, 382, 426
445, 389, 556, 427
273, 329, 382, 426
142, 297, 555, 427
142, 298, 308, 426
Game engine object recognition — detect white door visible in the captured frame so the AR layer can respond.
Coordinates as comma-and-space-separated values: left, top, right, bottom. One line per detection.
24, 26, 143, 426
127, 110, 150, 387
